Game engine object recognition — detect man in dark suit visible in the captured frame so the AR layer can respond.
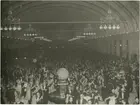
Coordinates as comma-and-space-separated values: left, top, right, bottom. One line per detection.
42, 84, 49, 104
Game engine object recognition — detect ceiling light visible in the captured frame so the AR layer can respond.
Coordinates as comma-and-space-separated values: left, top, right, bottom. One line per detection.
116, 25, 120, 29
4, 27, 8, 31
112, 25, 116, 30
24, 24, 38, 37
13, 26, 17, 31
99, 25, 103, 30
99, 3, 121, 30
9, 26, 12, 30
104, 25, 107, 30
17, 26, 21, 30
1, 8, 21, 31
108, 25, 112, 29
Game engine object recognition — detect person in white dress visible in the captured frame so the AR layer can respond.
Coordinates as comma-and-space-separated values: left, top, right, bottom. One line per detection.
105, 93, 116, 105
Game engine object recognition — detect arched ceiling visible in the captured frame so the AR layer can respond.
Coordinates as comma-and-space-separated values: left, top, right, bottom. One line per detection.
1, 1, 139, 43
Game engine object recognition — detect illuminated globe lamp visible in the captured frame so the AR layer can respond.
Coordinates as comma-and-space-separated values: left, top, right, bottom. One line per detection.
33, 58, 37, 63
57, 68, 69, 98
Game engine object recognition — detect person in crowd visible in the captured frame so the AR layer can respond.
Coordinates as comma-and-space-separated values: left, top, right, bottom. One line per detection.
105, 93, 117, 105
1, 52, 139, 104
133, 97, 139, 105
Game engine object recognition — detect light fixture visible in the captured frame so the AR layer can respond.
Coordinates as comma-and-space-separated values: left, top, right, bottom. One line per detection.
83, 24, 96, 38
24, 24, 38, 37
108, 25, 112, 29
99, 25, 103, 30
116, 25, 120, 29
9, 26, 12, 31
13, 26, 17, 31
99, 3, 121, 30
112, 25, 116, 30
17, 26, 22, 30
1, 8, 21, 31
4, 27, 8, 31
104, 25, 107, 30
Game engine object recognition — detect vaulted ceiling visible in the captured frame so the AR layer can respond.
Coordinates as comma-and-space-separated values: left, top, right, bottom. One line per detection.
1, 0, 139, 48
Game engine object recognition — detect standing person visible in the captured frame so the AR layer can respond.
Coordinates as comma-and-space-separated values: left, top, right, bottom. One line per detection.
6, 85, 15, 104
73, 85, 80, 104
76, 93, 87, 104
65, 94, 70, 104
105, 93, 116, 105
36, 91, 43, 104
68, 96, 74, 104
42, 84, 49, 104
15, 79, 22, 98
31, 93, 37, 104
24, 84, 31, 104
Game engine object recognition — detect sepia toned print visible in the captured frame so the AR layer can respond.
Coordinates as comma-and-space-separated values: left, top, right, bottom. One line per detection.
1, 1, 139, 104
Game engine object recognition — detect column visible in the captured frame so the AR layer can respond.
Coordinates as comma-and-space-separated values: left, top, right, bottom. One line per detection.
113, 40, 117, 55
129, 40, 132, 59
120, 40, 122, 57
116, 40, 120, 56
109, 40, 112, 55
104, 39, 108, 54
111, 40, 114, 55
102, 39, 106, 53
107, 40, 110, 54
122, 40, 127, 58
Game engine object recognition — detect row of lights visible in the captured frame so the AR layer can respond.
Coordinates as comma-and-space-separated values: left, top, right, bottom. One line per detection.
0, 26, 22, 31
24, 33, 38, 37
1, 9, 22, 32
83, 32, 96, 36
93, 30, 133, 39
15, 57, 27, 60
2, 36, 52, 42
69, 32, 97, 41
2, 36, 31, 41
93, 34, 112, 39
115, 44, 127, 47
49, 46, 65, 48
76, 36, 86, 38
99, 24, 120, 30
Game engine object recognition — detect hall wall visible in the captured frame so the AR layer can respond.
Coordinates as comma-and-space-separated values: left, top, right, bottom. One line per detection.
88, 32, 139, 59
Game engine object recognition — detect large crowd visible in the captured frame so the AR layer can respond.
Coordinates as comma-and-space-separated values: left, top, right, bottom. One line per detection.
1, 52, 139, 104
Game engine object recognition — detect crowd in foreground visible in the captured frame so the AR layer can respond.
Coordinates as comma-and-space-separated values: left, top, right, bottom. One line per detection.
1, 52, 139, 104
